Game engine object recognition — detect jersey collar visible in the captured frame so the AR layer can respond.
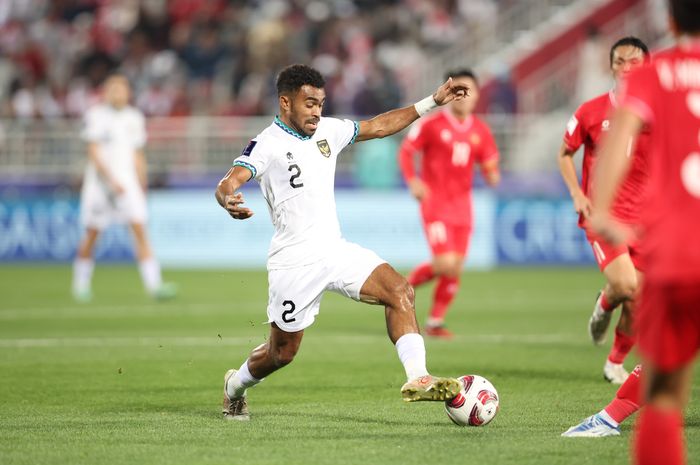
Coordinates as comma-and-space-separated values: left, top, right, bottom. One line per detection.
274, 116, 311, 141
679, 36, 700, 52
608, 89, 618, 108
442, 109, 473, 132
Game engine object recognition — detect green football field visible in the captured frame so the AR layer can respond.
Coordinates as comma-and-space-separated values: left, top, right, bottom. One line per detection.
0, 266, 698, 465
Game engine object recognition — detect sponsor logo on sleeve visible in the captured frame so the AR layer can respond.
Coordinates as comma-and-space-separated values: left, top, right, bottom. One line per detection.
242, 140, 257, 156
566, 115, 578, 136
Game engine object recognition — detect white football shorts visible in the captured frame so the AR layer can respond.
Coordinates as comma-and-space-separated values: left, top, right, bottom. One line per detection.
266, 240, 387, 332
80, 182, 148, 230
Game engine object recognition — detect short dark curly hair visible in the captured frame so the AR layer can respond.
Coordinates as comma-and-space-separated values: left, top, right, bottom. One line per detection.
276, 64, 325, 96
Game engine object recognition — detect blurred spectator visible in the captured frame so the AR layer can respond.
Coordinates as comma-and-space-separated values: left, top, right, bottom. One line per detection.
0, 0, 475, 118
575, 26, 610, 102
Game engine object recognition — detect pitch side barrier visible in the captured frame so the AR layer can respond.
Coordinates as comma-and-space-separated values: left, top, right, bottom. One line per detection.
0, 190, 594, 267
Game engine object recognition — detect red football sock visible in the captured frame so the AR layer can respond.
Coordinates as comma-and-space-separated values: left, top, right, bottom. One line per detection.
600, 291, 615, 312
429, 276, 459, 322
634, 406, 685, 465
407, 262, 434, 287
607, 328, 636, 364
604, 365, 642, 424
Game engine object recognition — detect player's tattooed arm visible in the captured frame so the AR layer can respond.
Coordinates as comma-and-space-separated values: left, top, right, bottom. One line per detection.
355, 78, 469, 142
556, 141, 591, 218
215, 165, 255, 220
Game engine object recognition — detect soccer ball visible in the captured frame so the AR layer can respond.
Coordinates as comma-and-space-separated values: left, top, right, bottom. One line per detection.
444, 375, 499, 427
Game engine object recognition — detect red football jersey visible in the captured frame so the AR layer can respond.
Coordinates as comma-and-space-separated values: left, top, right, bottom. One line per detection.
563, 91, 651, 228
399, 110, 499, 225
618, 43, 700, 281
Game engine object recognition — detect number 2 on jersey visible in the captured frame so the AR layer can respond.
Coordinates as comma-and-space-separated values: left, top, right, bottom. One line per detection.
281, 300, 296, 323
288, 164, 304, 188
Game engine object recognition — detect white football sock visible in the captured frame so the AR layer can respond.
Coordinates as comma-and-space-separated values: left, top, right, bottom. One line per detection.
395, 333, 429, 381
226, 360, 262, 399
72, 258, 94, 292
138, 258, 162, 293
598, 409, 619, 428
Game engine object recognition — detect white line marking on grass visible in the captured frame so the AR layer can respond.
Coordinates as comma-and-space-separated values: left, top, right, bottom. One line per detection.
0, 333, 579, 348
0, 303, 262, 320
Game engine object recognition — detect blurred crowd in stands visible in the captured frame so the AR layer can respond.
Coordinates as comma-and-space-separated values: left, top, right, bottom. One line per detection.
0, 0, 510, 120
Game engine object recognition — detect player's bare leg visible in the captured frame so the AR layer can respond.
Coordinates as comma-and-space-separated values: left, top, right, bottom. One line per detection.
634, 363, 693, 465
223, 325, 303, 420
359, 263, 459, 402
591, 254, 638, 382
72, 227, 100, 301
129, 222, 175, 299
591, 253, 637, 343
425, 252, 463, 339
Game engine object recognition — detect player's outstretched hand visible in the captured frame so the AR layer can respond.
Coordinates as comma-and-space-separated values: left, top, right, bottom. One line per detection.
432, 77, 470, 106
225, 192, 254, 220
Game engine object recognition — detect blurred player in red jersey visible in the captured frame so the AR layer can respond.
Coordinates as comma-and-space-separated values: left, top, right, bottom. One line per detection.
557, 37, 650, 384
591, 1, 700, 463
399, 69, 500, 339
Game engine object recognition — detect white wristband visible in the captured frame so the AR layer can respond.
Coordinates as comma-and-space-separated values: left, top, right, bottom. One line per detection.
414, 95, 437, 117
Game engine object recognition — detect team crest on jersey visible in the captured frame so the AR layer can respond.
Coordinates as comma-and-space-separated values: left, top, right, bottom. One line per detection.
440, 129, 451, 142
317, 139, 331, 157
602, 120, 610, 131
470, 133, 481, 145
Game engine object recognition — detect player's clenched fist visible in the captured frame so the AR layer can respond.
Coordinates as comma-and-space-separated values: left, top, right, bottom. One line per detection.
433, 77, 470, 106
225, 192, 254, 220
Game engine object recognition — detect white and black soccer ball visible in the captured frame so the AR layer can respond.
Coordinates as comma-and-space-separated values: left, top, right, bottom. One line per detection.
444, 375, 499, 427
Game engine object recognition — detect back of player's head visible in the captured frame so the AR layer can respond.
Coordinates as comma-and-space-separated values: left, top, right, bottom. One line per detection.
276, 65, 325, 96
669, 0, 700, 34
609, 37, 649, 66
444, 68, 478, 86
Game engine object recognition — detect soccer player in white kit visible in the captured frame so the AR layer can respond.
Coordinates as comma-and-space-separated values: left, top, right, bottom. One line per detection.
72, 75, 175, 301
216, 64, 470, 420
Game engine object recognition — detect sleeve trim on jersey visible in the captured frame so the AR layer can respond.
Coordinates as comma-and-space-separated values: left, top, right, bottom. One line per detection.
563, 140, 580, 153
233, 160, 257, 180
622, 96, 655, 124
349, 121, 359, 145
480, 152, 499, 164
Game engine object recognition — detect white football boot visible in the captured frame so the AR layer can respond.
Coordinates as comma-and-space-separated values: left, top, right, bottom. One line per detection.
589, 291, 613, 345
603, 360, 629, 384
222, 369, 250, 421
562, 413, 621, 437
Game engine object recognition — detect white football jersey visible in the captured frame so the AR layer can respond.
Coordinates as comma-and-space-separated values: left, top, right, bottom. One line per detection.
233, 116, 359, 269
81, 104, 147, 189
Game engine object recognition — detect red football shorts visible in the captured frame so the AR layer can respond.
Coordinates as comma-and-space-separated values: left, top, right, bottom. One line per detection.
637, 280, 700, 371
586, 230, 644, 272
421, 219, 472, 256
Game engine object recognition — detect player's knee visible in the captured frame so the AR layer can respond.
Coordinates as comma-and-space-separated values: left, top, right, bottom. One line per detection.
388, 278, 414, 309
271, 346, 297, 368
444, 264, 461, 278
609, 276, 637, 300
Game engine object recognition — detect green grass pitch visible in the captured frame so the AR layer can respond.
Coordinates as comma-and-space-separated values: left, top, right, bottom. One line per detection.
0, 266, 698, 465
